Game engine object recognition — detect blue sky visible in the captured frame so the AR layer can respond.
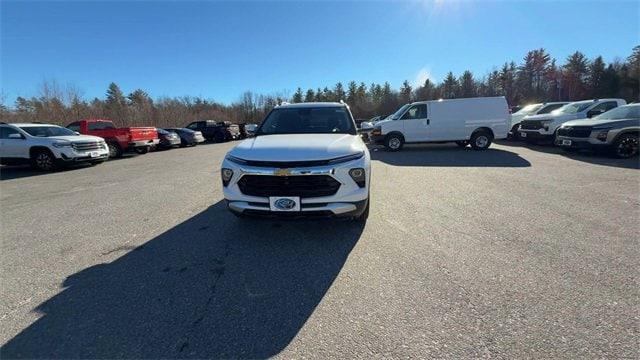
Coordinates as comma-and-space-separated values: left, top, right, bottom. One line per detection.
2, 1, 638, 104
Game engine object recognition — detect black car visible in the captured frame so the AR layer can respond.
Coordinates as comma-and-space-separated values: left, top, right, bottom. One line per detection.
164, 127, 205, 147
185, 120, 240, 142
156, 128, 181, 149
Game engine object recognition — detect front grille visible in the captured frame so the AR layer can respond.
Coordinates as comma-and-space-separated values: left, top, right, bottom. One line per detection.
557, 126, 592, 138
238, 175, 341, 198
519, 120, 545, 130
240, 159, 334, 168
72, 141, 102, 151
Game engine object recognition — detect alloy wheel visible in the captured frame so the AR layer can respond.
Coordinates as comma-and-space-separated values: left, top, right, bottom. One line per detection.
616, 136, 639, 158
36, 153, 53, 170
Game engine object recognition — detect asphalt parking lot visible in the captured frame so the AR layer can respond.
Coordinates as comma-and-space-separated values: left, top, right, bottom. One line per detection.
1, 141, 638, 358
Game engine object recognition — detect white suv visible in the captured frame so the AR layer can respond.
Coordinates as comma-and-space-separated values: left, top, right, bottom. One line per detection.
518, 99, 627, 142
0, 123, 109, 171
220, 102, 370, 221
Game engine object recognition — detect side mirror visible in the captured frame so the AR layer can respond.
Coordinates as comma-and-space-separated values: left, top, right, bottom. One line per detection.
8, 133, 23, 139
74, 131, 80, 135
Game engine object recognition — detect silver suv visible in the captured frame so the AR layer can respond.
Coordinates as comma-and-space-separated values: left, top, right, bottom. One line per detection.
0, 123, 109, 171
555, 104, 639, 158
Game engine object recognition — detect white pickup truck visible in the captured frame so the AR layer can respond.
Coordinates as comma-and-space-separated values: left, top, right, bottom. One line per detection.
220, 102, 370, 221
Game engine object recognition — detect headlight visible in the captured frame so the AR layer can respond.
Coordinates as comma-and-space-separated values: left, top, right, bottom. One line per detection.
349, 168, 366, 188
221, 168, 233, 186
52, 140, 72, 148
226, 155, 249, 165
327, 152, 364, 165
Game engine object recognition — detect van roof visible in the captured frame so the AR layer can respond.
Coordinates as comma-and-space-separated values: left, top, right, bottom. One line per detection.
410, 96, 506, 105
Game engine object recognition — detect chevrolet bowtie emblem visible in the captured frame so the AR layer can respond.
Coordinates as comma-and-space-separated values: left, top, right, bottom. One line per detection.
274, 168, 292, 176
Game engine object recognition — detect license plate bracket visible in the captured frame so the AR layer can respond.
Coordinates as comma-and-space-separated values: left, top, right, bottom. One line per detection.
561, 139, 572, 146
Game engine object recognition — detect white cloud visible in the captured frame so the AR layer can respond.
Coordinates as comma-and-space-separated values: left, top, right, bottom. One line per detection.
413, 67, 433, 88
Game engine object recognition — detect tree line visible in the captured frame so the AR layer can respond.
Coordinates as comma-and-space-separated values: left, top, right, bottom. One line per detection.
1, 46, 638, 127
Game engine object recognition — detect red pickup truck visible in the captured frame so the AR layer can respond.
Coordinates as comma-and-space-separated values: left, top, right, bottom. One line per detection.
66, 119, 159, 158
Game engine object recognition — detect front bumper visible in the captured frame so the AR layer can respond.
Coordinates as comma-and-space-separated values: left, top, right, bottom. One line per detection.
371, 133, 385, 145
518, 130, 554, 141
226, 198, 368, 219
221, 155, 371, 217
555, 135, 609, 150
160, 138, 181, 147
57, 148, 109, 163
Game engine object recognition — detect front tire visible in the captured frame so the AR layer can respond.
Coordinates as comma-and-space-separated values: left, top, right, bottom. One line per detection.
107, 143, 123, 158
612, 134, 639, 158
470, 131, 493, 150
384, 134, 404, 151
31, 150, 57, 171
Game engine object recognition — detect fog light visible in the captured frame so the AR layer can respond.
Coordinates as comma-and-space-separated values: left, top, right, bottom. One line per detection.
221, 168, 233, 187
596, 131, 609, 142
349, 168, 366, 188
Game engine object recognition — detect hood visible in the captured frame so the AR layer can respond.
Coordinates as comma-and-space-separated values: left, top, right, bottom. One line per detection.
228, 134, 365, 162
561, 117, 640, 128
523, 113, 578, 122
375, 119, 393, 127
47, 135, 104, 142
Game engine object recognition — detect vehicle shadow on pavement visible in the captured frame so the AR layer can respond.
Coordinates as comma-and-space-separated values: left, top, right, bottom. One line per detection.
370, 143, 531, 167
1, 201, 364, 358
0, 164, 95, 180
495, 140, 640, 170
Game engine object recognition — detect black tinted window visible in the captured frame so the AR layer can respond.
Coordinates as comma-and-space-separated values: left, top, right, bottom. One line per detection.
537, 104, 564, 114
258, 107, 356, 135
592, 102, 617, 113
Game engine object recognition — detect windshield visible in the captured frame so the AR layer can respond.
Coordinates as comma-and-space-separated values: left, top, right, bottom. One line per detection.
553, 101, 593, 115
257, 106, 356, 135
595, 105, 640, 120
514, 104, 543, 116
20, 125, 77, 137
391, 104, 411, 119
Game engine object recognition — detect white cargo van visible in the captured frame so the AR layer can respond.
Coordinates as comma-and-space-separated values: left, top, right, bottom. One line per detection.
370, 97, 509, 151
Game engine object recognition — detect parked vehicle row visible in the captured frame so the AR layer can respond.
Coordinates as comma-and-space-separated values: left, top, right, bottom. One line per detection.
510, 99, 638, 158
0, 118, 244, 171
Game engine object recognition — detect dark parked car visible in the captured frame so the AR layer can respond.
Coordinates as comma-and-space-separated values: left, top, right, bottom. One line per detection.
555, 103, 640, 158
185, 120, 240, 142
164, 128, 205, 147
156, 128, 181, 150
